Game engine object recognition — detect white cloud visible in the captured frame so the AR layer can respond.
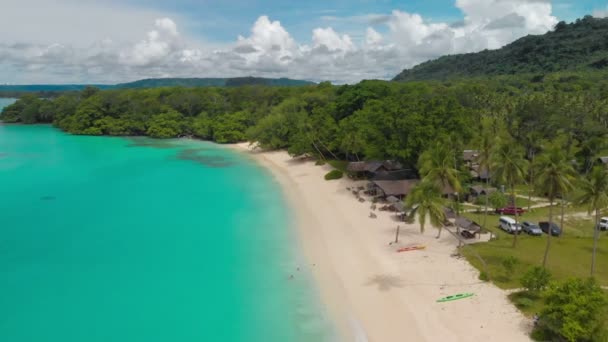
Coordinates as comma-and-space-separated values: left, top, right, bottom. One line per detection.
365, 28, 383, 46
0, 0, 559, 84
312, 27, 355, 53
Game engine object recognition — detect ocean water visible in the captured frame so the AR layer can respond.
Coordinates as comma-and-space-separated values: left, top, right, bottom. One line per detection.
0, 122, 332, 341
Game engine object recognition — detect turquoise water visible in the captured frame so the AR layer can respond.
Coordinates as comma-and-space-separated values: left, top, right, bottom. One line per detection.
0, 98, 16, 109
0, 123, 332, 341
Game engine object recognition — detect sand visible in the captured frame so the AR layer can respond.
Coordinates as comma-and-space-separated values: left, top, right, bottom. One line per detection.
231, 143, 532, 342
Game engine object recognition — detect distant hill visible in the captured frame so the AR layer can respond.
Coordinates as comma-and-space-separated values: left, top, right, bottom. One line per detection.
393, 15, 608, 81
0, 77, 315, 94
115, 77, 315, 88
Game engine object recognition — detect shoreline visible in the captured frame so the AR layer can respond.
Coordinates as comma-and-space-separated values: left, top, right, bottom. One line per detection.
230, 143, 532, 342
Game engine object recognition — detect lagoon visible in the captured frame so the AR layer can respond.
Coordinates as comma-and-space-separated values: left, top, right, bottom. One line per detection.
0, 122, 332, 341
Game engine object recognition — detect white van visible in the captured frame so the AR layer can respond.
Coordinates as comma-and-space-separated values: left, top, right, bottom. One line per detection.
499, 216, 521, 234
599, 217, 608, 231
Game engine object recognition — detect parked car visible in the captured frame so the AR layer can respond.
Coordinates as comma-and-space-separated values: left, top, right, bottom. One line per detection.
539, 222, 561, 236
598, 217, 608, 231
495, 206, 526, 215
499, 216, 522, 234
522, 221, 542, 236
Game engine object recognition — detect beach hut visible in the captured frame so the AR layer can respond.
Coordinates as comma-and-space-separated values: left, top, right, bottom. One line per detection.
455, 216, 482, 239
346, 160, 405, 179
371, 179, 420, 199
463, 150, 479, 164
470, 185, 497, 198
470, 164, 491, 181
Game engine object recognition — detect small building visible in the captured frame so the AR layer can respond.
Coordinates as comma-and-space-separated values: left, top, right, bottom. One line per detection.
371, 179, 420, 198
346, 160, 404, 178
470, 164, 491, 180
455, 216, 482, 238
598, 157, 608, 165
463, 150, 479, 164
470, 185, 497, 198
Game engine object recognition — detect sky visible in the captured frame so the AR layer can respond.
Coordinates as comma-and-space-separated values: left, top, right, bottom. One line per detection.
0, 0, 607, 84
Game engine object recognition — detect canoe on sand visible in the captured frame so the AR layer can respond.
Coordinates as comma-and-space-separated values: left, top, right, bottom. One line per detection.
437, 293, 475, 303
396, 245, 426, 253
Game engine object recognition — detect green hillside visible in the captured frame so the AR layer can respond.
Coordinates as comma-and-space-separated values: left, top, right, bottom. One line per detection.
394, 15, 608, 81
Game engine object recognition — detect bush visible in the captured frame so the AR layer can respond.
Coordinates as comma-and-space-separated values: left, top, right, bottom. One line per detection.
479, 271, 490, 282
315, 160, 326, 166
502, 256, 519, 280
474, 195, 487, 206
521, 266, 552, 293
540, 278, 608, 342
488, 191, 508, 210
324, 170, 343, 180
515, 297, 534, 309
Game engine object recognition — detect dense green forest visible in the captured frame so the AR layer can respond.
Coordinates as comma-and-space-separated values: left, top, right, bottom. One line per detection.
394, 16, 608, 81
4, 69, 608, 170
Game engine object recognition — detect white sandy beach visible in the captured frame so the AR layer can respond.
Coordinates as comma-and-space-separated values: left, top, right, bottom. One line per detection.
232, 143, 531, 342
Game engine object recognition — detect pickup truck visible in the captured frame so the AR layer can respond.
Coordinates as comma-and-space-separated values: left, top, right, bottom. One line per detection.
495, 206, 526, 215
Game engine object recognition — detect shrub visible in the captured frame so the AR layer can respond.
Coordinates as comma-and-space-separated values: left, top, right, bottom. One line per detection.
474, 195, 487, 206
540, 278, 608, 342
502, 256, 519, 280
515, 297, 534, 309
478, 271, 490, 282
521, 266, 552, 293
315, 160, 326, 166
324, 170, 343, 180
488, 191, 508, 209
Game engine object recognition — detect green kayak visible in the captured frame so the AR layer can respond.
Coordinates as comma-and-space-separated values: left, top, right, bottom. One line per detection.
436, 293, 475, 303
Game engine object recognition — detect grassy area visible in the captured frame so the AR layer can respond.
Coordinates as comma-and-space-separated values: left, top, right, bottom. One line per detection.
460, 207, 608, 289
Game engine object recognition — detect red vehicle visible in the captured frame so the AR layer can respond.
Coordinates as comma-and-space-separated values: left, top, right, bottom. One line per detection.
495, 206, 526, 215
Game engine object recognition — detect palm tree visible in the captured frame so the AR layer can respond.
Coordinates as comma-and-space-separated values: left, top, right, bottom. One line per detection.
576, 166, 608, 276
535, 146, 576, 268
418, 142, 462, 207
406, 181, 447, 238
491, 137, 529, 248
475, 118, 496, 234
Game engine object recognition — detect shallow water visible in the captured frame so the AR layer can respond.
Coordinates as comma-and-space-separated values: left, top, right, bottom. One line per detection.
0, 123, 333, 341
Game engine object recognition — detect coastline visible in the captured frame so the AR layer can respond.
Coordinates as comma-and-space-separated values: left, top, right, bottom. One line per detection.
230, 143, 532, 342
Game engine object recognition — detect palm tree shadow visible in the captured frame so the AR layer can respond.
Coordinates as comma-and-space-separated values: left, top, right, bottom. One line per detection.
365, 274, 404, 292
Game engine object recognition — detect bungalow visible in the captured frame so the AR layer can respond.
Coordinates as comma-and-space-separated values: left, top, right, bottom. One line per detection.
598, 156, 608, 166
454, 216, 482, 239
470, 185, 497, 198
371, 179, 420, 198
463, 150, 479, 164
346, 160, 404, 178
470, 164, 491, 181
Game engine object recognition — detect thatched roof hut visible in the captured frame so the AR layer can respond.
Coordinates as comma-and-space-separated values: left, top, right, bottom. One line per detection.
372, 179, 420, 198
455, 216, 482, 234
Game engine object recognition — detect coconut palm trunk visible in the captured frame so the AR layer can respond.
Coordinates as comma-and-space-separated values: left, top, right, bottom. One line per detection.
560, 197, 566, 237
542, 199, 554, 268
512, 185, 519, 248
592, 209, 600, 276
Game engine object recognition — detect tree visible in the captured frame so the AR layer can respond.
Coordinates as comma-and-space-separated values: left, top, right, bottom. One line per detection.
405, 181, 447, 237
475, 117, 496, 232
418, 141, 462, 211
576, 166, 608, 276
521, 266, 551, 293
491, 136, 529, 247
540, 278, 607, 342
535, 145, 576, 267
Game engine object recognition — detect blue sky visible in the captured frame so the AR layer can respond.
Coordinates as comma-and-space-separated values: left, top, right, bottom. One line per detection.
118, 0, 604, 41
0, 0, 607, 84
